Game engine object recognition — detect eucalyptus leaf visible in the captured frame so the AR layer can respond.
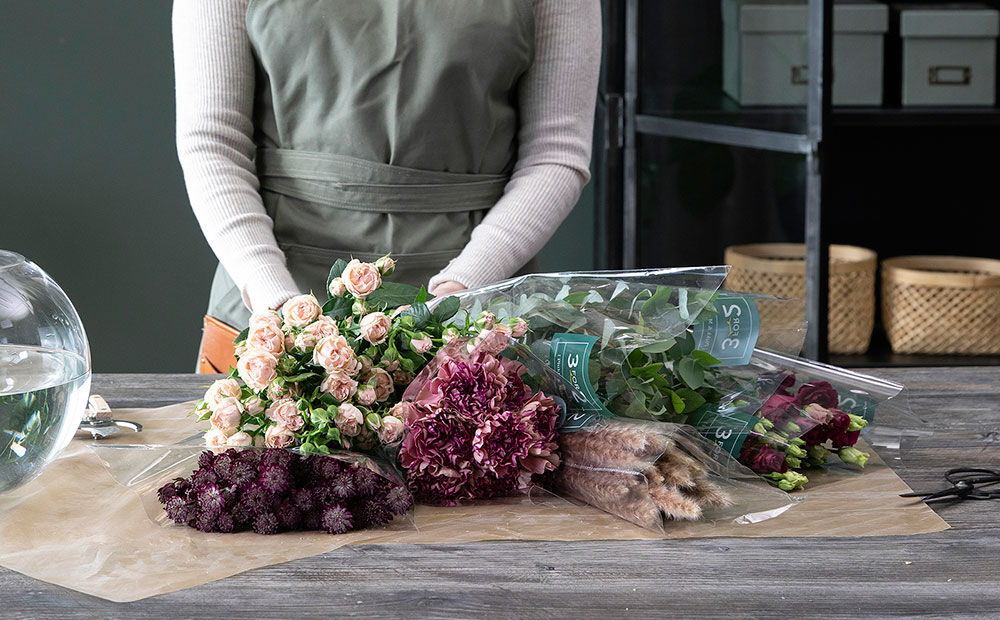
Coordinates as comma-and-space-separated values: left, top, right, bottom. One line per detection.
639, 338, 677, 354
675, 387, 707, 412
677, 357, 706, 389
691, 350, 722, 367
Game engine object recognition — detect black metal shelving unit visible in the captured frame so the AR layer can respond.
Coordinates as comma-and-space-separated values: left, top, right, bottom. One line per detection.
595, 0, 1000, 365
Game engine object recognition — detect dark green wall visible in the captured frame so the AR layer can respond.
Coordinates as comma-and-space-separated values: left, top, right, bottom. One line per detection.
0, 1, 594, 373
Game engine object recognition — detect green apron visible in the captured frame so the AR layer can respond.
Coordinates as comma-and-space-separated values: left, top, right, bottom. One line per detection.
207, 0, 536, 328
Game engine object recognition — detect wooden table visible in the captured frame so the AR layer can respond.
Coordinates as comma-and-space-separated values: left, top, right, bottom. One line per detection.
1, 369, 998, 618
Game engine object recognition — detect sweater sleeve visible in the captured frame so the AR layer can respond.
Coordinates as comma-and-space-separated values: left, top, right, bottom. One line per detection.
173, 0, 300, 314
428, 0, 602, 290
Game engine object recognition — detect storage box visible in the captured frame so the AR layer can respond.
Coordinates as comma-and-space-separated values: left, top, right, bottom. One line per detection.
898, 4, 998, 106
723, 0, 889, 106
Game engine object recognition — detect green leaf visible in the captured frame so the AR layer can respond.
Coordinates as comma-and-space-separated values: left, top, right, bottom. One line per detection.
639, 338, 677, 354
677, 357, 706, 389
284, 372, 318, 383
310, 408, 330, 425
326, 258, 349, 297
324, 296, 353, 320
431, 296, 461, 323
667, 389, 685, 413
400, 302, 432, 329
300, 442, 317, 454
315, 444, 331, 455
326, 427, 342, 445
233, 327, 249, 345
415, 286, 428, 304
366, 281, 423, 309
691, 350, 722, 367
675, 387, 707, 412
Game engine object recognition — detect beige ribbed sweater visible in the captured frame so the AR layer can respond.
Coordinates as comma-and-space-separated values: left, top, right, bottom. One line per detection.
173, 0, 601, 313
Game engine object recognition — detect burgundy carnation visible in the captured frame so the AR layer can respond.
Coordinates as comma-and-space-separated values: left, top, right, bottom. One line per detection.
760, 394, 800, 427
739, 440, 788, 474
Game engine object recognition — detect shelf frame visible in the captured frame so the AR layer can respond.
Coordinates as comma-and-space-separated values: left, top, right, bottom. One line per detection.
617, 0, 833, 361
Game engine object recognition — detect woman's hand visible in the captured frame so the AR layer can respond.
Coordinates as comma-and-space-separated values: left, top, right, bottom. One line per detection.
430, 280, 466, 297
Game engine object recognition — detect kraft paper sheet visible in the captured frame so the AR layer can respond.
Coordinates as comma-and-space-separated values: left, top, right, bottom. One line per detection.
0, 401, 949, 603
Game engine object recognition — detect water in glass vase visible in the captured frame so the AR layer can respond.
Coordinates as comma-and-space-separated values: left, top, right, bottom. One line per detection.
0, 345, 90, 494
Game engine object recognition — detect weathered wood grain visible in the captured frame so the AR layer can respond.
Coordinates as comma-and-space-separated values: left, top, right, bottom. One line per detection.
0, 368, 996, 618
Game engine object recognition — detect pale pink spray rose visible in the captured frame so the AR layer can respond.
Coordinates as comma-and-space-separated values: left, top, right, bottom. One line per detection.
282, 294, 322, 327
476, 324, 513, 355
264, 425, 296, 449
373, 368, 395, 402
226, 431, 253, 447
379, 415, 404, 444
509, 317, 529, 338
243, 396, 266, 416
313, 334, 361, 375
335, 403, 364, 437
204, 429, 229, 448
359, 311, 391, 346
204, 378, 241, 410
358, 355, 374, 375
328, 277, 348, 298
356, 385, 377, 406
320, 371, 358, 403
237, 349, 278, 392
410, 333, 433, 354
342, 259, 382, 298
476, 311, 496, 330
393, 369, 414, 386
249, 310, 283, 333
247, 321, 285, 357
390, 401, 418, 423
266, 398, 305, 432
210, 396, 244, 435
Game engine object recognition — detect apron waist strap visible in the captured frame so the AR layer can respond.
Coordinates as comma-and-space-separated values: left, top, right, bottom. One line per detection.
256, 148, 508, 213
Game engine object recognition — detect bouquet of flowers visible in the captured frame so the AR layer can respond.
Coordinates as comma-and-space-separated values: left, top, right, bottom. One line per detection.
157, 448, 413, 535
193, 256, 524, 455
396, 336, 563, 506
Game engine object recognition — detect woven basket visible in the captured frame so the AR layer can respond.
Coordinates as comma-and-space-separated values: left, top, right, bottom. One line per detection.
724, 243, 877, 354
881, 256, 1000, 354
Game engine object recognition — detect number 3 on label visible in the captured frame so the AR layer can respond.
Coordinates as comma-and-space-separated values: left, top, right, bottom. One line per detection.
721, 337, 740, 350
715, 428, 732, 441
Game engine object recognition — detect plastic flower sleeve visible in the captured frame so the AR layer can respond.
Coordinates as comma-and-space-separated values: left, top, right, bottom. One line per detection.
553, 417, 795, 533
454, 269, 805, 430
90, 440, 415, 535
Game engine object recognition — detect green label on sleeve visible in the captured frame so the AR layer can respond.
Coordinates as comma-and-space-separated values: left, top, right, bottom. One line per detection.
687, 406, 756, 458
549, 333, 614, 432
837, 390, 878, 423
691, 294, 760, 366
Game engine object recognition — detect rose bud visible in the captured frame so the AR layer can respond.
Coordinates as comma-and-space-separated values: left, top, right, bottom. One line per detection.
226, 431, 253, 447
442, 326, 462, 343
356, 386, 377, 406
410, 333, 433, 354
375, 255, 395, 276
328, 277, 347, 298
360, 311, 392, 345
204, 378, 241, 411
379, 415, 404, 443
475, 311, 496, 330
508, 317, 529, 338
335, 403, 364, 437
264, 424, 296, 449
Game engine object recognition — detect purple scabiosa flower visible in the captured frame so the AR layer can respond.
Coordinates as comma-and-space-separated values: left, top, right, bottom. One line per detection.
252, 511, 281, 535
194, 511, 217, 533
383, 485, 414, 515
229, 459, 257, 487
198, 450, 216, 470
351, 498, 391, 528
329, 471, 357, 499
231, 502, 255, 527
259, 464, 292, 494
320, 503, 354, 534
241, 483, 274, 516
197, 484, 225, 517
262, 448, 294, 470
292, 486, 316, 512
353, 466, 382, 497
316, 456, 344, 480
277, 501, 303, 531
216, 511, 235, 533
213, 453, 234, 481
164, 496, 195, 524
192, 467, 218, 489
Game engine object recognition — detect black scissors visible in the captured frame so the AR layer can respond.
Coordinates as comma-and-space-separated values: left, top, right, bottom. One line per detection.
900, 468, 1000, 504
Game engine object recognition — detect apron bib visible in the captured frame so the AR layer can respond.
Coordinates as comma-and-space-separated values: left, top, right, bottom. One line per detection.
208, 0, 535, 327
